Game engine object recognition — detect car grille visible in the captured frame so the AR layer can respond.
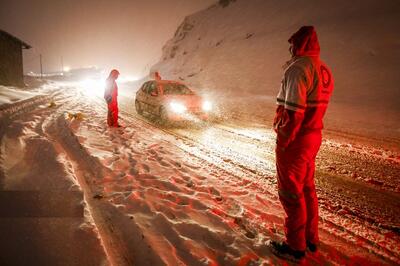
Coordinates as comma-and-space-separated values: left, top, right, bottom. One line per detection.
188, 107, 203, 114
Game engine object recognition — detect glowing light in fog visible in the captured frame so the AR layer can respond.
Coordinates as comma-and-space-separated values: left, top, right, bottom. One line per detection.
202, 100, 212, 112
169, 102, 187, 113
78, 78, 105, 98
63, 66, 71, 72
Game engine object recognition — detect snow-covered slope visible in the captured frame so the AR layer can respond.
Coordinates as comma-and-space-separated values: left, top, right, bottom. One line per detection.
152, 0, 400, 111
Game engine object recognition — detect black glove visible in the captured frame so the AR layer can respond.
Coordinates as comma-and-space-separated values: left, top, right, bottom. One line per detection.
104, 95, 112, 103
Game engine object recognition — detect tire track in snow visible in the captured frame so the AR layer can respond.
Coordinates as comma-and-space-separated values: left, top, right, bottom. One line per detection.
120, 110, 276, 183
45, 113, 165, 266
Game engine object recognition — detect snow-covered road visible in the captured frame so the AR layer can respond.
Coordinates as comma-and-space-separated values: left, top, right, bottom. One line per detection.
1, 82, 399, 265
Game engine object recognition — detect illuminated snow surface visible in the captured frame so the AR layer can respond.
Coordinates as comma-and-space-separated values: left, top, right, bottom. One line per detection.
0, 80, 399, 265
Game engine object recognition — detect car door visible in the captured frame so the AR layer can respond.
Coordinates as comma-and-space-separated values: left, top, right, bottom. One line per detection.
146, 81, 162, 115
137, 81, 150, 112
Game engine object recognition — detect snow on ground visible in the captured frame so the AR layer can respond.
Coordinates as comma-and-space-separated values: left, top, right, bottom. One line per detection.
1, 81, 397, 265
70, 85, 400, 264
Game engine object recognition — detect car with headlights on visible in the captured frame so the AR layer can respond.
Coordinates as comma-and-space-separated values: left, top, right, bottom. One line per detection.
135, 80, 213, 122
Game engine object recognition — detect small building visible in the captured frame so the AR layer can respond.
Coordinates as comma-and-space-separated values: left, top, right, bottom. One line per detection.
0, 30, 31, 87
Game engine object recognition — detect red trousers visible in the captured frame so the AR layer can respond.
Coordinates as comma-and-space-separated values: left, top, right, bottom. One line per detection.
107, 100, 119, 127
276, 131, 322, 251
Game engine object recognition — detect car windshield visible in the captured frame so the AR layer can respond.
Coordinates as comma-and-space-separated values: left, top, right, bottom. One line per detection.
162, 83, 193, 95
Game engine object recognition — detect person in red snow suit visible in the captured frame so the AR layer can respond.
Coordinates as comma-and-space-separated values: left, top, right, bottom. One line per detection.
154, 71, 162, 81
269, 26, 334, 262
104, 69, 120, 127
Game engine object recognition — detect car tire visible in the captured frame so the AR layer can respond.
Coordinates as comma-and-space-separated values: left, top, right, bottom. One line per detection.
135, 100, 143, 115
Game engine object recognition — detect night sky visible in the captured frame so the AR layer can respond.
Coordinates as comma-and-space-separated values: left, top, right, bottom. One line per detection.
0, 0, 215, 78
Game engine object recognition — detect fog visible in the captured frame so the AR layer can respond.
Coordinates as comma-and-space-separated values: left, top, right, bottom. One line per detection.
0, 0, 215, 77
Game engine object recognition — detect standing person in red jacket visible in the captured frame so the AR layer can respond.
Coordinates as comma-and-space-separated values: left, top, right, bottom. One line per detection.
154, 71, 162, 81
104, 69, 121, 127
269, 26, 334, 262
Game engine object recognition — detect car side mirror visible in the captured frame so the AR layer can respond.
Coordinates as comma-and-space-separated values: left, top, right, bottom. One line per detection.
150, 91, 158, 96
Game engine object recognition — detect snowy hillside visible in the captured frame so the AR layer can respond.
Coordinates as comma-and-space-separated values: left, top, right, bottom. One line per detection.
151, 0, 400, 139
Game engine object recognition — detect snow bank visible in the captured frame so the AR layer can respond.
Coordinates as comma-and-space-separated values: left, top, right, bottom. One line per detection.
0, 94, 107, 265
0, 86, 40, 105
152, 0, 400, 140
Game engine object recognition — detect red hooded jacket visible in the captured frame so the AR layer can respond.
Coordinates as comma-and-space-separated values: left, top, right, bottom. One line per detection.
104, 70, 119, 104
274, 26, 333, 148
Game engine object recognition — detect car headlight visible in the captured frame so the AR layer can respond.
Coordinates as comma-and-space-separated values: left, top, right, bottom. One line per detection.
169, 102, 187, 113
202, 100, 212, 112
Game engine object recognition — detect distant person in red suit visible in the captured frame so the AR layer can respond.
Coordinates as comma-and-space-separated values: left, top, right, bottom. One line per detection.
154, 71, 162, 81
104, 69, 121, 127
270, 26, 334, 262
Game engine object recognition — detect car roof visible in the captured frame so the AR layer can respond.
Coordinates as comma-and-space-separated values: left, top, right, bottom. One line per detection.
142, 80, 195, 93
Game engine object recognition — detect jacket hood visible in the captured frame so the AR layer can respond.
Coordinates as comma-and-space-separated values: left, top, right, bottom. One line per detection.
108, 69, 120, 80
288, 26, 320, 57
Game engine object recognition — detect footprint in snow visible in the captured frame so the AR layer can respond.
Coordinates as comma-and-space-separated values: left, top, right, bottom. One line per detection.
158, 160, 170, 167
140, 164, 150, 173
194, 175, 207, 181
225, 199, 244, 217
234, 217, 257, 239
117, 172, 126, 178
129, 147, 142, 155
148, 149, 157, 155
179, 175, 190, 182
171, 161, 181, 168
208, 186, 221, 197
129, 168, 139, 176
178, 167, 189, 173
148, 143, 160, 149
183, 162, 201, 170
128, 157, 137, 165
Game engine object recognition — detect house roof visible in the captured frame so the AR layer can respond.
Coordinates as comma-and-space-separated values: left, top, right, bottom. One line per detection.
0, 30, 32, 49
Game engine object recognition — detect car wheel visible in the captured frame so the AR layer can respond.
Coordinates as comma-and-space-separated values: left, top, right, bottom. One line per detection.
135, 100, 143, 115
159, 106, 169, 123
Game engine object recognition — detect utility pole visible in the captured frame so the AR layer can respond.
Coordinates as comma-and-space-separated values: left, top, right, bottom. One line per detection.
40, 54, 43, 79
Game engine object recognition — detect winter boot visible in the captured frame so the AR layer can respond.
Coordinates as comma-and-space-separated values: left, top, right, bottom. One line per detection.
307, 241, 318, 253
269, 240, 305, 262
